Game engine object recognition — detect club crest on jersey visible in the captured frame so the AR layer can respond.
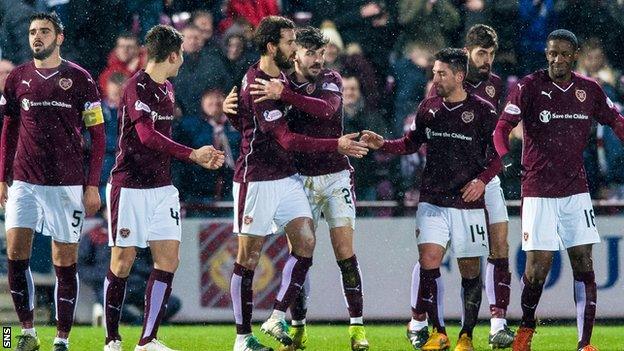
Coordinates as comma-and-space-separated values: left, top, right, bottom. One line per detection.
461, 111, 475, 123
305, 83, 316, 94
575, 89, 586, 102
485, 85, 496, 98
119, 228, 131, 238
263, 109, 282, 121
243, 216, 253, 225
58, 78, 73, 90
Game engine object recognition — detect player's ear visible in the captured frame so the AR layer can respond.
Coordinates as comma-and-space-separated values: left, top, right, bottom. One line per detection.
56, 32, 64, 46
267, 42, 276, 56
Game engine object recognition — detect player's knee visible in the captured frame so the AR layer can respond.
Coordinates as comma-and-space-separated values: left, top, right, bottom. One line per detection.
570, 255, 593, 273
111, 258, 135, 277
419, 252, 443, 269
6, 245, 31, 260
239, 250, 262, 270
333, 243, 354, 261
296, 234, 316, 257
489, 240, 509, 258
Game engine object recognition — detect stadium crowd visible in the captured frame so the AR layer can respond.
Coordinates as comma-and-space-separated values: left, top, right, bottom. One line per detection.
2, 0, 624, 209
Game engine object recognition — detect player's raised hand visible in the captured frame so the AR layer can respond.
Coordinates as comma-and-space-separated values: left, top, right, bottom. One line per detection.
83, 185, 101, 216
250, 78, 284, 103
461, 179, 486, 202
223, 86, 238, 115
0, 182, 8, 209
191, 145, 226, 169
359, 130, 385, 150
338, 132, 369, 158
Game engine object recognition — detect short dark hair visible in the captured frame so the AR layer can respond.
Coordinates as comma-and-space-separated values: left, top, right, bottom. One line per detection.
254, 16, 295, 55
434, 48, 468, 75
145, 25, 183, 63
117, 31, 138, 43
29, 12, 64, 34
465, 24, 498, 50
295, 26, 329, 50
547, 29, 579, 50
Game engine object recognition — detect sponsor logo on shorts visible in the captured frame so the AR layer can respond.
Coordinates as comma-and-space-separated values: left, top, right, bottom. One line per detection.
59, 78, 73, 90
120, 228, 131, 238
523, 231, 529, 241
243, 216, 253, 225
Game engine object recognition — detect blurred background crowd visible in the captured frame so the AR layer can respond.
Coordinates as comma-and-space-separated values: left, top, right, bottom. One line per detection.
2, 0, 624, 213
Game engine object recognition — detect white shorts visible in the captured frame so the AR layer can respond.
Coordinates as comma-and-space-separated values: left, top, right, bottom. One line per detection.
521, 193, 600, 251
5, 180, 84, 243
484, 176, 509, 224
233, 175, 312, 236
106, 184, 181, 248
303, 170, 356, 230
415, 202, 490, 258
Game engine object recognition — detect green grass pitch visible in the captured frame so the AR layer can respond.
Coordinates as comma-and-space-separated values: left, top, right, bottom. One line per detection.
6, 324, 624, 350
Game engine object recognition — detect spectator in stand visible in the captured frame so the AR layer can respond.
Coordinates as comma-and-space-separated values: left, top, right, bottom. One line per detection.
224, 33, 257, 87
0, 0, 36, 65
173, 25, 232, 116
342, 75, 392, 200
99, 72, 126, 196
518, 0, 557, 74
577, 38, 624, 197
321, 22, 381, 109
396, 0, 460, 52
218, 0, 279, 32
173, 89, 240, 206
0, 59, 15, 93
98, 32, 146, 96
392, 42, 431, 135
190, 10, 223, 58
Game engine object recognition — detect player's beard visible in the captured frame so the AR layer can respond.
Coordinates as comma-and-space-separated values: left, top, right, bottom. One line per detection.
435, 84, 449, 98
469, 61, 490, 82
32, 39, 58, 60
275, 48, 294, 70
302, 63, 322, 82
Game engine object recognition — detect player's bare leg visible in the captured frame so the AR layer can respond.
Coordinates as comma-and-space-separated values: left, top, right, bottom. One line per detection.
6, 228, 41, 351
486, 221, 514, 348
51, 240, 79, 350
455, 257, 481, 351
262, 218, 315, 347
513, 250, 553, 351
105, 246, 137, 351
134, 240, 180, 351
407, 243, 449, 351
329, 226, 368, 351
232, 235, 272, 351
567, 244, 597, 351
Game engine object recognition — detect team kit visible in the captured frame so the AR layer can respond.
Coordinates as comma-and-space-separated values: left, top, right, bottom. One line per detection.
1, 11, 621, 351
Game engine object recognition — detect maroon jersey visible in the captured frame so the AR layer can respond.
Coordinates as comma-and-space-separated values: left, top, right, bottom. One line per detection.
110, 70, 186, 188
286, 69, 350, 176
499, 70, 622, 197
383, 94, 499, 209
428, 73, 504, 110
0, 60, 101, 185
233, 63, 298, 182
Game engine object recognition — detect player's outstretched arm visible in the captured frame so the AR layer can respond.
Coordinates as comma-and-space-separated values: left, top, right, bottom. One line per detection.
135, 118, 194, 161
271, 125, 368, 158
190, 145, 226, 170
360, 130, 385, 150
251, 78, 340, 119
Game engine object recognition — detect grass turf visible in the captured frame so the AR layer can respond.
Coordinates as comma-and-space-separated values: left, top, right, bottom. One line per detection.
5, 324, 623, 350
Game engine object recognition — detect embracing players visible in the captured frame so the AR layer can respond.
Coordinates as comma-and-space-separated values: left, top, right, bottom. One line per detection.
226, 16, 368, 351
494, 29, 624, 351
361, 48, 501, 351
0, 12, 105, 351
241, 26, 369, 350
103, 25, 224, 351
